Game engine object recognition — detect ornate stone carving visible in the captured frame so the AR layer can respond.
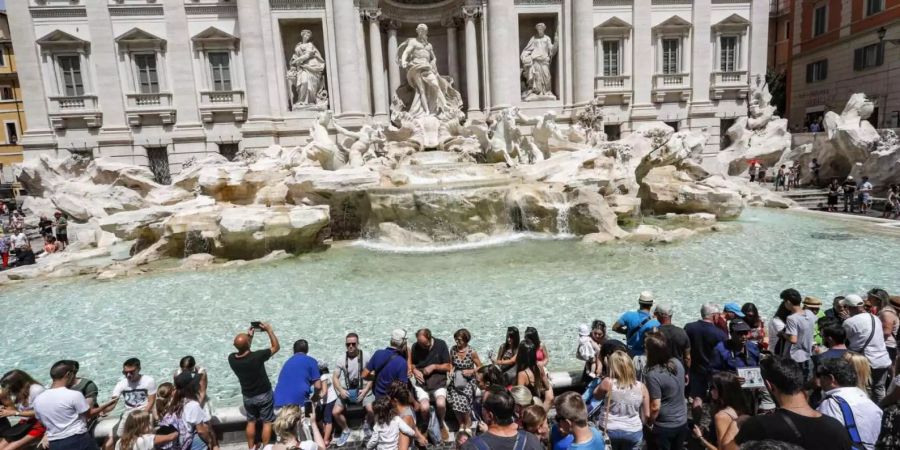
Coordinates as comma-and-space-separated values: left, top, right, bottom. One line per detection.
287, 29, 328, 110
362, 8, 382, 22
395, 24, 464, 122
461, 5, 481, 20
520, 23, 558, 101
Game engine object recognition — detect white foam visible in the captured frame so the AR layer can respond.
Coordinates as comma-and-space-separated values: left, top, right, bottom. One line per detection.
353, 232, 576, 254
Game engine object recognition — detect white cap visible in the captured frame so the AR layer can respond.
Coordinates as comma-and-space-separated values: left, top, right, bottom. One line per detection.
847, 176, 854, 180
639, 291, 655, 305
578, 324, 590, 337
390, 328, 407, 345
841, 294, 864, 308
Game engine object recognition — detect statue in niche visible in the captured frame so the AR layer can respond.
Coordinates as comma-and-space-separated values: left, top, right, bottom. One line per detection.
520, 23, 558, 101
287, 29, 328, 110
396, 24, 464, 121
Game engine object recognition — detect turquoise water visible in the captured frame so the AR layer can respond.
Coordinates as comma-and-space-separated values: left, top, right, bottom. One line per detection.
1, 208, 897, 408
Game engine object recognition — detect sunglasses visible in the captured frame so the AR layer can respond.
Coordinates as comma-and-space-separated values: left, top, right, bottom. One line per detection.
345, 342, 358, 347
122, 369, 138, 375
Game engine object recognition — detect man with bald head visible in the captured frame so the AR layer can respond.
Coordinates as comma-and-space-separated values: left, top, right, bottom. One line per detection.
228, 322, 280, 450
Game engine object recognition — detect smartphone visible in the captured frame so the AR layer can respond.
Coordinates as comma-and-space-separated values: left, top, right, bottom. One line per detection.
250, 321, 263, 330
303, 401, 312, 417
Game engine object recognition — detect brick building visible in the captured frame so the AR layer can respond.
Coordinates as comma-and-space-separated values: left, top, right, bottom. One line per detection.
776, 0, 900, 129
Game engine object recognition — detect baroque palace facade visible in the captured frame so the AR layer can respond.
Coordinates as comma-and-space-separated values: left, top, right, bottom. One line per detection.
9, 0, 769, 179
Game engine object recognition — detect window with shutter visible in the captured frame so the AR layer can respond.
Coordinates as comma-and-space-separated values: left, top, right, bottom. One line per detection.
134, 54, 160, 94
855, 44, 884, 70
720, 36, 737, 72
57, 55, 84, 96
662, 39, 679, 74
603, 41, 620, 77
865, 0, 884, 16
208, 52, 232, 92
854, 48, 863, 71
813, 6, 827, 36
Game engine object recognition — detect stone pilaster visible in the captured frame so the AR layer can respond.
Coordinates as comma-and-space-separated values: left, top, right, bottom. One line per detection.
691, 0, 712, 104
84, 1, 128, 132
631, 0, 653, 107
462, 6, 482, 113
487, 0, 519, 110
443, 17, 462, 87
237, 0, 272, 121
572, 0, 594, 107
365, 9, 388, 120
750, 0, 770, 80
163, 0, 201, 127
330, 0, 365, 117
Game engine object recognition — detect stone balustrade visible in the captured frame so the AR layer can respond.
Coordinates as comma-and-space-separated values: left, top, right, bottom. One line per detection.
710, 71, 750, 99
199, 90, 247, 123
47, 95, 102, 130
652, 73, 692, 103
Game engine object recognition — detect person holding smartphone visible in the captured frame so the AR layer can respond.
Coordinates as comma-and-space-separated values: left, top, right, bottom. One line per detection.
229, 322, 280, 450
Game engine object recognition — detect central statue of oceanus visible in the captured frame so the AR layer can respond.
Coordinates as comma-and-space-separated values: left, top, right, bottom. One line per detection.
395, 24, 464, 122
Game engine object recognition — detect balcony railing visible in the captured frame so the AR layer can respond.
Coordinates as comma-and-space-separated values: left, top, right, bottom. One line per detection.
126, 92, 173, 108
652, 73, 691, 89
48, 95, 98, 113
594, 75, 631, 91
711, 71, 749, 86
200, 90, 244, 105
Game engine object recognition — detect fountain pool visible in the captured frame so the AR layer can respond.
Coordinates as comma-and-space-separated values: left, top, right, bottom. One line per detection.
1, 208, 897, 408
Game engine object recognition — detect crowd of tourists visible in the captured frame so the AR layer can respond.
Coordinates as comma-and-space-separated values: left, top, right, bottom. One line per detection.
0, 203, 69, 270
2, 288, 900, 450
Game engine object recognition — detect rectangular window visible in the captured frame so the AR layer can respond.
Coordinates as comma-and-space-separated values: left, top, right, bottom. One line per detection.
5, 123, 17, 145
208, 52, 232, 92
0, 86, 12, 101
720, 36, 738, 72
602, 40, 620, 77
57, 55, 84, 97
133, 54, 160, 94
854, 43, 884, 70
662, 39, 679, 74
805, 59, 828, 83
865, 0, 884, 16
786, 21, 791, 39
0, 47, 6, 67
813, 6, 827, 37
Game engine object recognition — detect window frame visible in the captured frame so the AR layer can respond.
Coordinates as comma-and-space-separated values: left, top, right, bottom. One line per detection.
806, 59, 828, 83
132, 52, 161, 94
812, 5, 827, 37
0, 46, 6, 67
56, 54, 85, 97
661, 38, 680, 74
0, 85, 13, 102
3, 120, 19, 145
207, 51, 233, 92
602, 39, 622, 77
719, 35, 739, 72
865, 0, 884, 16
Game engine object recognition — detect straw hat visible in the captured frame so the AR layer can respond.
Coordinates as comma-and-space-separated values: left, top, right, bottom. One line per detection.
802, 296, 823, 308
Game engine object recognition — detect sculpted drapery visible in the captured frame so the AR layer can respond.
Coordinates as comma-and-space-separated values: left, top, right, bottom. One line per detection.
288, 29, 327, 108
520, 23, 558, 101
397, 24, 463, 121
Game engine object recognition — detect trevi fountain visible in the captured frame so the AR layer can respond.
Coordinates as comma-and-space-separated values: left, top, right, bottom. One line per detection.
3, 22, 900, 413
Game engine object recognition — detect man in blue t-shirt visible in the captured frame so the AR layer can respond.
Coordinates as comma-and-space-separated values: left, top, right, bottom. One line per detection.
273, 339, 322, 408
612, 291, 660, 356
363, 329, 410, 398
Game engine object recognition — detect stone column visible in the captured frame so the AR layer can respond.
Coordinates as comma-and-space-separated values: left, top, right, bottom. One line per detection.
6, 0, 55, 152
487, 0, 519, 110
691, 0, 712, 103
84, 1, 128, 131
750, 0, 770, 80
163, 0, 201, 126
236, 0, 272, 120
330, 0, 365, 117
384, 20, 402, 99
444, 17, 461, 86
631, 0, 653, 106
462, 6, 481, 112
572, 0, 595, 107
356, 13, 372, 115
365, 9, 388, 119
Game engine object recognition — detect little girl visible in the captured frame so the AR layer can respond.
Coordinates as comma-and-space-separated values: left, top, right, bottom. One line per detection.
366, 397, 417, 450
115, 410, 178, 450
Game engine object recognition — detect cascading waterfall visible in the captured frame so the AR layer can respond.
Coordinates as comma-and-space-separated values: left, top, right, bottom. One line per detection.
555, 202, 572, 236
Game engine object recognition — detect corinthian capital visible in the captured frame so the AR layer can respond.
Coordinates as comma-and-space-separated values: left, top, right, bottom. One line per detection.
461, 5, 482, 20
362, 8, 382, 22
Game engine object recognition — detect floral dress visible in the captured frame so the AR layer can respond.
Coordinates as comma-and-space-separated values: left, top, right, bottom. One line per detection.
447, 346, 476, 415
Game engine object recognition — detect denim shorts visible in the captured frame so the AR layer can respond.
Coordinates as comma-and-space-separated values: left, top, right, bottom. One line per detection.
243, 391, 276, 423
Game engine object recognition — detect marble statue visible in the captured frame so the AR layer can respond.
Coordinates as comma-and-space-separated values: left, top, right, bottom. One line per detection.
299, 111, 346, 170
333, 121, 386, 168
520, 23, 558, 101
287, 30, 328, 109
397, 24, 464, 121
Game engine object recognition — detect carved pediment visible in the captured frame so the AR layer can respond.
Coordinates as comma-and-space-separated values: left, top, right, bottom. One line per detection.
712, 14, 750, 32
652, 15, 692, 34
115, 28, 166, 51
191, 27, 239, 43
595, 17, 632, 37
36, 30, 90, 50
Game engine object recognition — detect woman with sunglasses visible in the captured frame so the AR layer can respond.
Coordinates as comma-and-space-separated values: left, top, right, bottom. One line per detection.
447, 329, 482, 435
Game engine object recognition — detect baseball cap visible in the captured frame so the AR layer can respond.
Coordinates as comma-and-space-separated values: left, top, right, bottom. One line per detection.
723, 303, 746, 318
729, 319, 752, 333
578, 324, 590, 337
638, 291, 654, 306
390, 328, 407, 344
841, 294, 864, 308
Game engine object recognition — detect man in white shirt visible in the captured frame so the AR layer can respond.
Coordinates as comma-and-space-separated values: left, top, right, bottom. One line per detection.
33, 361, 98, 450
815, 358, 882, 450
841, 294, 892, 402
101, 358, 157, 450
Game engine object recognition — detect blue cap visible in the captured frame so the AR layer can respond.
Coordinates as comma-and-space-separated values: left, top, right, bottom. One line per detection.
724, 303, 745, 318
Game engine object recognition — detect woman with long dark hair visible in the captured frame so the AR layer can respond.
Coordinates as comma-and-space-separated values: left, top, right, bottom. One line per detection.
515, 340, 553, 411
160, 375, 217, 450
524, 327, 550, 368
0, 370, 45, 450
493, 327, 520, 385
644, 333, 688, 450
768, 302, 791, 357
741, 303, 768, 351
691, 372, 751, 450
174, 356, 208, 406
